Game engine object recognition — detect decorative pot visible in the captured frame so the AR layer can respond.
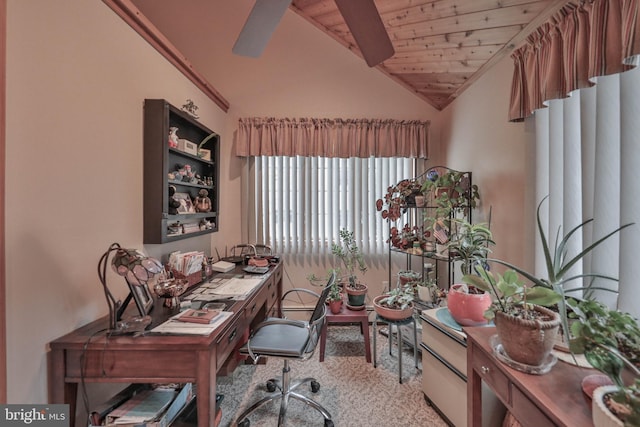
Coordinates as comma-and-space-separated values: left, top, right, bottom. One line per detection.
398, 270, 421, 286
373, 295, 414, 321
345, 283, 368, 307
592, 385, 624, 427
446, 284, 492, 326
495, 305, 560, 366
328, 299, 343, 314
417, 285, 433, 302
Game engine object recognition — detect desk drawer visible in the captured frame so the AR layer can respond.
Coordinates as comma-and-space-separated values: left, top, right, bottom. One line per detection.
510, 386, 555, 427
66, 349, 197, 380
216, 315, 245, 367
423, 347, 468, 427
265, 278, 278, 310
471, 347, 510, 402
422, 319, 467, 375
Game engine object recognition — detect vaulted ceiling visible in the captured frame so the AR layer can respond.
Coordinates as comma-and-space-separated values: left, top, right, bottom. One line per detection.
129, 0, 570, 111
291, 0, 568, 109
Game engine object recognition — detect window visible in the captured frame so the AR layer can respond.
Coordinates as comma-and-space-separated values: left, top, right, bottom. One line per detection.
247, 156, 414, 257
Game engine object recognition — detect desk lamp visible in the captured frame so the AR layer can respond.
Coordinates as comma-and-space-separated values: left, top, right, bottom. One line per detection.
98, 243, 164, 333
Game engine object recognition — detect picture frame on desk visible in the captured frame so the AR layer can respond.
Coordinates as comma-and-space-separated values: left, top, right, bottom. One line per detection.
130, 282, 154, 316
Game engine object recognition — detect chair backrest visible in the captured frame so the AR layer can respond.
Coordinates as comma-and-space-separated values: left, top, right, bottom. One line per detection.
309, 271, 336, 325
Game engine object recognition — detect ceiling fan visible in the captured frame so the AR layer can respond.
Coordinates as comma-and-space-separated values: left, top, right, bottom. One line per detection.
232, 0, 395, 67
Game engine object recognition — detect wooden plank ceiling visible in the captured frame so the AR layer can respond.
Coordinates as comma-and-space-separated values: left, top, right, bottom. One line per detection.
291, 0, 566, 110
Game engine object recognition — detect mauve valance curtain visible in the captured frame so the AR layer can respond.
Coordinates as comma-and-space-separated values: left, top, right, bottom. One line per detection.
509, 0, 640, 122
235, 118, 430, 158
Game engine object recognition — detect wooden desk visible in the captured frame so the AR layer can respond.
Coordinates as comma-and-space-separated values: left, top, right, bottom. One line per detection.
48, 263, 282, 427
466, 327, 594, 427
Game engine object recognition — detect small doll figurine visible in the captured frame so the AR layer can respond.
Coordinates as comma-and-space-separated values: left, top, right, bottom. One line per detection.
194, 189, 212, 213
168, 185, 181, 215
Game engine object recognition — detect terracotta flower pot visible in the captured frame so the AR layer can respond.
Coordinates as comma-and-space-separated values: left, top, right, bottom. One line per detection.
328, 299, 343, 314
373, 295, 414, 320
446, 284, 492, 326
495, 305, 560, 366
398, 270, 421, 286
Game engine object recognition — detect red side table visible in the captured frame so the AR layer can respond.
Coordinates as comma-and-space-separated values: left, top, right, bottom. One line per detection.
319, 302, 372, 363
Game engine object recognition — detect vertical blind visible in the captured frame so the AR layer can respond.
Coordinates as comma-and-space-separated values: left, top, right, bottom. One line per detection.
247, 156, 414, 259
533, 66, 640, 319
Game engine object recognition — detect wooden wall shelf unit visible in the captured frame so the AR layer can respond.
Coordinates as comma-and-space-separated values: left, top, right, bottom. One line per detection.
143, 99, 220, 244
466, 326, 594, 427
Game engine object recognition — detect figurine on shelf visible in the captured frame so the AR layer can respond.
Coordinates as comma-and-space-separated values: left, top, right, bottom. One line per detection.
195, 189, 212, 213
168, 185, 181, 215
181, 99, 199, 119
168, 127, 179, 148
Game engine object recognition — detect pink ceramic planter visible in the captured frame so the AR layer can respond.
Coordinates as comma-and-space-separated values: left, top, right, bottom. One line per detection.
447, 284, 492, 326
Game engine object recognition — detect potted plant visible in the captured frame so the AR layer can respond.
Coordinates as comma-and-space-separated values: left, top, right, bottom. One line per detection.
445, 219, 495, 326
446, 219, 494, 275
421, 168, 480, 221
397, 269, 421, 286
412, 277, 438, 303
331, 228, 368, 309
326, 280, 344, 314
373, 283, 415, 321
376, 178, 424, 222
568, 299, 640, 426
481, 196, 634, 353
463, 267, 562, 367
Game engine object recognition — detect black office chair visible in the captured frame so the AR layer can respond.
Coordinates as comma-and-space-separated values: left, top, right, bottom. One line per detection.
234, 272, 336, 427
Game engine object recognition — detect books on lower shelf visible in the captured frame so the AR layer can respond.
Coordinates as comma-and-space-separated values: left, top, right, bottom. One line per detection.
92, 383, 193, 427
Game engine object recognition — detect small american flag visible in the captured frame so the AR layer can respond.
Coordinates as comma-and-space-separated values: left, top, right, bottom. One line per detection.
433, 220, 449, 244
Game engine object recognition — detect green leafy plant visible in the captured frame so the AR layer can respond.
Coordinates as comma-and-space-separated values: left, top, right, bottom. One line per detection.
377, 283, 415, 310
331, 228, 367, 289
421, 169, 480, 220
463, 267, 562, 320
569, 298, 640, 425
326, 281, 343, 302
446, 219, 494, 275
481, 196, 634, 352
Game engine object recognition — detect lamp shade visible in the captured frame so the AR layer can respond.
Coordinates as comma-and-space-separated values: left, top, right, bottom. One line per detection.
111, 248, 163, 285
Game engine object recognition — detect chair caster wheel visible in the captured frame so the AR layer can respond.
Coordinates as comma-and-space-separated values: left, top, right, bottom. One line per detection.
266, 380, 277, 392
310, 380, 320, 393
238, 419, 250, 427
324, 419, 334, 427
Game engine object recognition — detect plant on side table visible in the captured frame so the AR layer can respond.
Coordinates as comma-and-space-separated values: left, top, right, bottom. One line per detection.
326, 280, 344, 314
373, 283, 415, 321
569, 298, 640, 426
331, 228, 368, 310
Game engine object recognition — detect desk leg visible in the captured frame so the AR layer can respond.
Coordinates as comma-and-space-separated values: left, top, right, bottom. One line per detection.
467, 342, 482, 427
319, 321, 328, 362
197, 350, 217, 427
48, 349, 78, 426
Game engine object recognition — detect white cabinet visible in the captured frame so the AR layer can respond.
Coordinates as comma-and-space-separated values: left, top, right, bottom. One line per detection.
420, 308, 505, 427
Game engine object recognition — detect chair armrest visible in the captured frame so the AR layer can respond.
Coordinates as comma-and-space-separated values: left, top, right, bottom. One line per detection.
281, 288, 320, 301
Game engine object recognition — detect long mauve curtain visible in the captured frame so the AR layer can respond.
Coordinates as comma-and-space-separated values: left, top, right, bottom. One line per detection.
509, 0, 640, 122
235, 118, 430, 159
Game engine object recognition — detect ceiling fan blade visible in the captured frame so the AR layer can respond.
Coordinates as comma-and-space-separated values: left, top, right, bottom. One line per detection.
233, 0, 293, 58
335, 0, 394, 67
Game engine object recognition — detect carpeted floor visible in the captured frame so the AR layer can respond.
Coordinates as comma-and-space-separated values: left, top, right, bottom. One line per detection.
216, 325, 448, 427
